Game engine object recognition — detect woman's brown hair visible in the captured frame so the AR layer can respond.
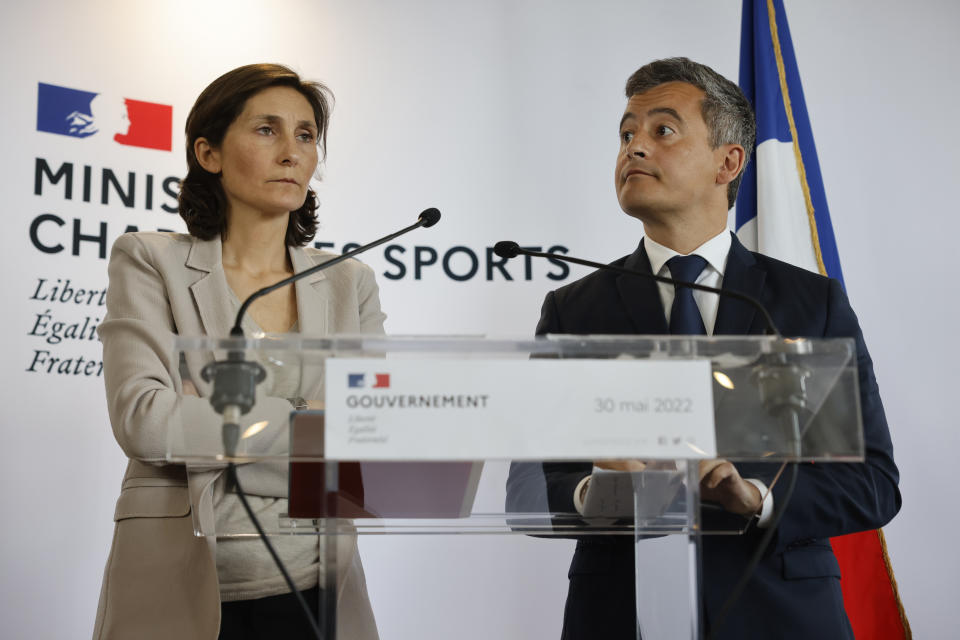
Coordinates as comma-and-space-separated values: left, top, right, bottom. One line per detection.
178, 63, 333, 246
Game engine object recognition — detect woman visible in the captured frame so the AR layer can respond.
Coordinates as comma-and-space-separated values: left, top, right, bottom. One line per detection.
93, 64, 384, 640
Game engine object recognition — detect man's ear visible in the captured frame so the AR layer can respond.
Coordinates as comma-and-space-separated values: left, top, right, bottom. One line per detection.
194, 137, 221, 174
716, 144, 746, 186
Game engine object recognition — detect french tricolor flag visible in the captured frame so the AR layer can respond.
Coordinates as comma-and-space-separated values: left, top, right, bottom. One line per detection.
737, 1, 908, 638
736, 0, 842, 281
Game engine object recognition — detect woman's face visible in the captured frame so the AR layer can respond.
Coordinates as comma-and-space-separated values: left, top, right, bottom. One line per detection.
203, 86, 320, 221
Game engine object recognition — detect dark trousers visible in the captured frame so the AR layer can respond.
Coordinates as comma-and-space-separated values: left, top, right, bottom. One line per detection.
219, 587, 321, 639
562, 541, 638, 639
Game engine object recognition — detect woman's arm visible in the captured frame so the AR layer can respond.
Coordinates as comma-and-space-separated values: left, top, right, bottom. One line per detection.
99, 233, 293, 463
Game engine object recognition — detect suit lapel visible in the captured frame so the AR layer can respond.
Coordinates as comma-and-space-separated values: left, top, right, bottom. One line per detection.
187, 239, 332, 337
289, 246, 330, 400
289, 246, 329, 337
714, 233, 767, 336
186, 236, 235, 339
616, 240, 670, 334
182, 236, 234, 394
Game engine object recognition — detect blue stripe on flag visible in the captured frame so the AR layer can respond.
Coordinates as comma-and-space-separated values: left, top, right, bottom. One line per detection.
736, 0, 845, 286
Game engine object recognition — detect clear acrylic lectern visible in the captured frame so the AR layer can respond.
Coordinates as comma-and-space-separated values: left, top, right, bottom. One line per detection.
166, 335, 864, 640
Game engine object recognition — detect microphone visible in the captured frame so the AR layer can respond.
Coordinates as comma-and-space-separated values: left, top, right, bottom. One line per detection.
419, 207, 441, 227
493, 240, 780, 337
234, 207, 441, 335
493, 241, 521, 259
202, 207, 442, 456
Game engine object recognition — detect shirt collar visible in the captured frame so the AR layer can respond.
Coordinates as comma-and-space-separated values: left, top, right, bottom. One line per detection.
644, 229, 732, 278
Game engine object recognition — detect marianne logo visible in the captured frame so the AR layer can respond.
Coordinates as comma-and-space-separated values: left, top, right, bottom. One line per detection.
36, 82, 173, 151
347, 373, 391, 389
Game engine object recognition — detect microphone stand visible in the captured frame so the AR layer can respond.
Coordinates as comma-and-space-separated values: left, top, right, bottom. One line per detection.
203, 207, 442, 457
198, 208, 441, 639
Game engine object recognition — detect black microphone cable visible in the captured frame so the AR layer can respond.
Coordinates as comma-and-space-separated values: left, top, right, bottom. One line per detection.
492, 240, 780, 337
705, 461, 798, 640
228, 463, 324, 638
233, 207, 441, 336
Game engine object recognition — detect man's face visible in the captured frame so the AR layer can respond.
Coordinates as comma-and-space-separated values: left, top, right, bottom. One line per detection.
615, 82, 728, 224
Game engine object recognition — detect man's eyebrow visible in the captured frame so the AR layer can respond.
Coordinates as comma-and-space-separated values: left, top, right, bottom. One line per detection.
619, 107, 684, 130
648, 107, 683, 122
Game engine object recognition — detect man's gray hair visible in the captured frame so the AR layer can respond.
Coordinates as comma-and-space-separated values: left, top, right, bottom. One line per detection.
625, 57, 756, 209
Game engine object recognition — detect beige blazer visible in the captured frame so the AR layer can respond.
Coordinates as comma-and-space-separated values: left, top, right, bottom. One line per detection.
93, 232, 387, 640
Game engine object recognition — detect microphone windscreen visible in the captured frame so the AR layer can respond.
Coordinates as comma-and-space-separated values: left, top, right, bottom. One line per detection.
419, 208, 441, 227
493, 241, 521, 259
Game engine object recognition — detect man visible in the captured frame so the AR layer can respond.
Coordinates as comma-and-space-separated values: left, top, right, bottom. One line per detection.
508, 58, 900, 639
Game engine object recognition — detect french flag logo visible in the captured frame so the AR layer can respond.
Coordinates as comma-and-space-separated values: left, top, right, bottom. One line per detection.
347, 373, 391, 388
36, 82, 173, 151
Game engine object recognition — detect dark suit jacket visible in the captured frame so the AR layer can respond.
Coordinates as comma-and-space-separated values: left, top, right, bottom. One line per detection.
506, 233, 900, 639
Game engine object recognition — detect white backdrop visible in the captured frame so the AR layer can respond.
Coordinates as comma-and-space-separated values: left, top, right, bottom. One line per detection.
1, 1, 957, 638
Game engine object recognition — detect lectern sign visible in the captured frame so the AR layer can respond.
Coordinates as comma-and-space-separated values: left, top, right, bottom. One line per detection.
325, 358, 716, 460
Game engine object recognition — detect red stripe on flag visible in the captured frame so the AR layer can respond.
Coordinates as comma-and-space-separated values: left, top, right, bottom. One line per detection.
114, 98, 172, 151
832, 530, 911, 639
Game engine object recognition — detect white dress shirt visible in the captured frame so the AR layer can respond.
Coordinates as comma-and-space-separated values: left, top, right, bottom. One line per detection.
643, 229, 730, 335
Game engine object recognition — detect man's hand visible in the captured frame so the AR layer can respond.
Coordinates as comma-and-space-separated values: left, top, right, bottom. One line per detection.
699, 459, 762, 517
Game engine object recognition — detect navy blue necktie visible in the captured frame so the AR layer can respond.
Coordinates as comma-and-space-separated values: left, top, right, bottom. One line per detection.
667, 255, 708, 335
